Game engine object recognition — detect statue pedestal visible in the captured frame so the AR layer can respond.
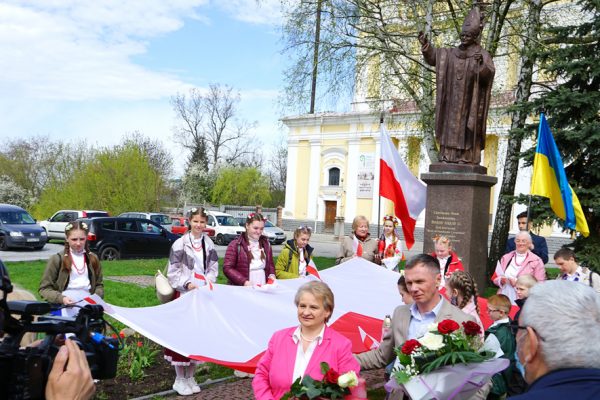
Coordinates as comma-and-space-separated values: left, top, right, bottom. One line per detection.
421, 163, 497, 290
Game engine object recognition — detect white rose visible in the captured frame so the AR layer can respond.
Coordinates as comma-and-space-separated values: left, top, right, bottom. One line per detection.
337, 370, 358, 388
418, 332, 444, 351
427, 323, 439, 332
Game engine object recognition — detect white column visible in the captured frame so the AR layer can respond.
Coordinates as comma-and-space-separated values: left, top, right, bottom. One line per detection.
306, 139, 321, 219
345, 138, 360, 221
284, 139, 299, 217
370, 137, 381, 223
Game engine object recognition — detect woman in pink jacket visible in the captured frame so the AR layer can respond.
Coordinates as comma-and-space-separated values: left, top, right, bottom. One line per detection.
493, 231, 546, 304
252, 281, 360, 400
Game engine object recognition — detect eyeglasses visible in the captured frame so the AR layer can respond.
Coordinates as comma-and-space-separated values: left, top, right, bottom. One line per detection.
510, 323, 545, 341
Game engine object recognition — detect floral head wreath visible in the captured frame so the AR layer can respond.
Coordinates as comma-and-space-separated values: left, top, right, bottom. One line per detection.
432, 235, 451, 246
383, 215, 399, 226
65, 222, 88, 233
247, 213, 267, 222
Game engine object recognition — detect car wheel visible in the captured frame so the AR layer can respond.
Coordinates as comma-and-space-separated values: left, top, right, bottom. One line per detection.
100, 246, 120, 261
0, 236, 7, 251
215, 234, 225, 246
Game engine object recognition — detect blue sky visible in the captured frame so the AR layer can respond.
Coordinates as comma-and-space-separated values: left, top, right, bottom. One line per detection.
0, 0, 287, 176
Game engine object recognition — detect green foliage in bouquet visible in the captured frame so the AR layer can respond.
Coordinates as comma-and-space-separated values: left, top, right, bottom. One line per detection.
281, 362, 358, 400
393, 319, 495, 384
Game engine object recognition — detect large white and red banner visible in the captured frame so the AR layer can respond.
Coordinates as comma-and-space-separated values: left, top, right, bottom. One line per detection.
379, 124, 427, 249
86, 258, 402, 372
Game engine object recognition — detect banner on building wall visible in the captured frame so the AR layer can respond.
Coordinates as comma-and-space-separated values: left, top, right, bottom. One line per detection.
357, 153, 375, 198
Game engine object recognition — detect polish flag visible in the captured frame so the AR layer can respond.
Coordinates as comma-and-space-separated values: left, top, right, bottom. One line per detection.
305, 259, 321, 281
194, 272, 214, 290
358, 326, 380, 350
379, 124, 427, 249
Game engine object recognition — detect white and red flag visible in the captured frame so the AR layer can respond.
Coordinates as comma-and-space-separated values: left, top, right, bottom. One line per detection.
84, 258, 401, 372
352, 236, 363, 257
305, 259, 322, 280
379, 124, 427, 249
358, 325, 380, 350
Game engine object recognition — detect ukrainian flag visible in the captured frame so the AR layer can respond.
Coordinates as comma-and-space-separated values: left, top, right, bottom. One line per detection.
530, 113, 589, 237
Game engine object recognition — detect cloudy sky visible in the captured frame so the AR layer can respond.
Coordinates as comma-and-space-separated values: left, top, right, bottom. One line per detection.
0, 0, 287, 176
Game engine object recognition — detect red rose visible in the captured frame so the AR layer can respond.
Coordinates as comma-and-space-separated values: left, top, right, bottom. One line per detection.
325, 368, 340, 384
462, 321, 481, 336
438, 319, 460, 334
401, 339, 421, 355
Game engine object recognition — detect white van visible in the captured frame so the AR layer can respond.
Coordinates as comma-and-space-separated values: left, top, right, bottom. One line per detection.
206, 211, 245, 245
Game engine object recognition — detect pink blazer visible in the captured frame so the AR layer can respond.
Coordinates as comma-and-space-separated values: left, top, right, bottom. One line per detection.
493, 250, 546, 286
252, 326, 360, 400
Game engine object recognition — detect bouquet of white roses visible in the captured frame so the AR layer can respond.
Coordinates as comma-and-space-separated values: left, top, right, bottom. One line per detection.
393, 319, 491, 383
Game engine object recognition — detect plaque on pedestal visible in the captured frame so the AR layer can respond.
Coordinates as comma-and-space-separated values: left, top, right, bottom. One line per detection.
421, 163, 497, 290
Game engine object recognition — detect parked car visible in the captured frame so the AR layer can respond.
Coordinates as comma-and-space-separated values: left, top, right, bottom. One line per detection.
118, 212, 173, 231
0, 204, 48, 250
80, 217, 179, 260
171, 216, 215, 237
235, 217, 286, 245
40, 210, 109, 240
206, 211, 245, 245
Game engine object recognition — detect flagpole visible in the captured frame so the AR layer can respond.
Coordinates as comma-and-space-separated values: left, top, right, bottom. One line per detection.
378, 113, 384, 239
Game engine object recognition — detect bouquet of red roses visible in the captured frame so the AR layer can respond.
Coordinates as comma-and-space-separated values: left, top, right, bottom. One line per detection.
393, 319, 493, 384
281, 362, 365, 400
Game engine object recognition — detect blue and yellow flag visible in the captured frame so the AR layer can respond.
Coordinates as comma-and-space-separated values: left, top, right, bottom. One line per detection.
530, 113, 589, 237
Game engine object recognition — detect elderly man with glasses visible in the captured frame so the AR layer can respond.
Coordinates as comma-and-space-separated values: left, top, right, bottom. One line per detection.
510, 280, 600, 399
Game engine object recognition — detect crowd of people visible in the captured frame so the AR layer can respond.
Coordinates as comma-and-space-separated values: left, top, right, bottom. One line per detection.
1, 207, 598, 399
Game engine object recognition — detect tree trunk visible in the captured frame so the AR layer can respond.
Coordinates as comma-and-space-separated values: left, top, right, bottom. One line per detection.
487, 0, 543, 277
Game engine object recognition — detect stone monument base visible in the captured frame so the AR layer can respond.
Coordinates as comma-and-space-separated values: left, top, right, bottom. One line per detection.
421, 164, 497, 290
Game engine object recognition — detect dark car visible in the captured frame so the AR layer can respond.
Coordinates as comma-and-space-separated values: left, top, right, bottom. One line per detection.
80, 217, 179, 260
0, 204, 48, 250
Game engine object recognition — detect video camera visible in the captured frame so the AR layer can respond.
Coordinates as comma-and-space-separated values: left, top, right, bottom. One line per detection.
0, 260, 119, 400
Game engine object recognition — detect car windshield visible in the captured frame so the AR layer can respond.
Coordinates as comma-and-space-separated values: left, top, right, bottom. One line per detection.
216, 216, 238, 226
265, 220, 274, 227
0, 211, 36, 225
151, 215, 172, 224
86, 212, 109, 218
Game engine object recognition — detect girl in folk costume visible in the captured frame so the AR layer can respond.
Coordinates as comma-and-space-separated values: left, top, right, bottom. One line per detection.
378, 215, 404, 271
445, 270, 484, 334
431, 235, 464, 291
223, 212, 275, 287
275, 225, 314, 279
165, 207, 219, 396
336, 215, 379, 264
39, 221, 104, 317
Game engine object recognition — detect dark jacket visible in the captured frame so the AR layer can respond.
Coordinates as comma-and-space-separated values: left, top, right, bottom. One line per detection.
486, 321, 517, 396
505, 232, 548, 264
39, 252, 104, 304
223, 234, 274, 285
508, 368, 600, 399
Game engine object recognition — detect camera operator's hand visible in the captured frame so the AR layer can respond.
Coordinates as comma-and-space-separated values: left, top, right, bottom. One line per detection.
46, 339, 95, 400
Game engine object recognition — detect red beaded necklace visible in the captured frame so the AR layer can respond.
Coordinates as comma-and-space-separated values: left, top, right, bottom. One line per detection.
190, 233, 203, 251
69, 252, 87, 275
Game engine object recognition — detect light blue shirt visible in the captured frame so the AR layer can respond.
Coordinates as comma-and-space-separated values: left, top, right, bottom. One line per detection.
407, 296, 444, 339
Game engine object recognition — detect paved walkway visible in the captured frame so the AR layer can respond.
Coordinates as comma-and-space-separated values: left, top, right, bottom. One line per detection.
164, 369, 385, 399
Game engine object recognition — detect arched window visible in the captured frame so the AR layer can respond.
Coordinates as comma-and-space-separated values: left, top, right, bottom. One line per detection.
328, 167, 340, 186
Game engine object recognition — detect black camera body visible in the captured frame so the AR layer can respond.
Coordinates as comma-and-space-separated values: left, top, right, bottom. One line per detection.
0, 261, 119, 399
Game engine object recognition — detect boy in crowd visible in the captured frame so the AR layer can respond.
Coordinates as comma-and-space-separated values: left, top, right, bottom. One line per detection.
485, 294, 518, 399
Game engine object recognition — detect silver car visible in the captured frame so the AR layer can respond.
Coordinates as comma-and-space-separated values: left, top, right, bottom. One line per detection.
263, 220, 286, 245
